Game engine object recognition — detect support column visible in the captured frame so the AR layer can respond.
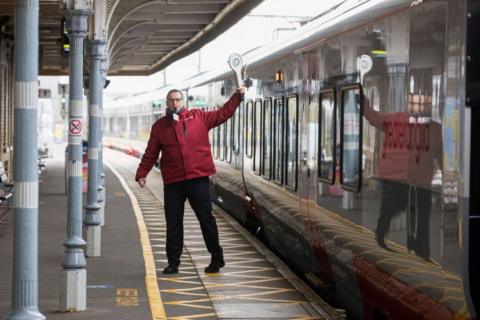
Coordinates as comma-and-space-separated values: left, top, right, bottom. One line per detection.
7, 1, 45, 319
84, 40, 104, 257
97, 57, 107, 225
60, 8, 92, 312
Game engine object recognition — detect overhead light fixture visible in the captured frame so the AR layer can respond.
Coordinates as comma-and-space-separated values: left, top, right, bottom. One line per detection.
371, 50, 387, 57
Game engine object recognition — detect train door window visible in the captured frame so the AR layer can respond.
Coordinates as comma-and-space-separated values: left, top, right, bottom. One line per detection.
219, 122, 225, 161
263, 98, 272, 180
208, 108, 214, 154
233, 104, 241, 154
1, 67, 5, 151
226, 118, 232, 163
253, 99, 262, 175
216, 121, 221, 159
245, 100, 253, 158
340, 85, 363, 192
273, 97, 284, 185
5, 66, 10, 151
212, 128, 217, 159
286, 94, 299, 190
213, 126, 217, 159
213, 108, 219, 159
319, 89, 336, 184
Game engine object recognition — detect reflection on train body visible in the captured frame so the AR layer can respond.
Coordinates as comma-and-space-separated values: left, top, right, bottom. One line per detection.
104, 1, 479, 319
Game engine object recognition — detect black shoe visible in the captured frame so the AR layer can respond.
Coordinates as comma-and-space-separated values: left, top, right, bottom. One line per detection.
163, 264, 179, 274
205, 258, 225, 273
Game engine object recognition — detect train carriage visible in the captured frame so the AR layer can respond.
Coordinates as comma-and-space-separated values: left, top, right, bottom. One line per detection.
105, 0, 479, 318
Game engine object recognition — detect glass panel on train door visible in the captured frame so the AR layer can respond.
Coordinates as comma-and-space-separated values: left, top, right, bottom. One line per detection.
208, 108, 214, 154
286, 94, 298, 190
253, 99, 262, 175
340, 86, 363, 192
212, 125, 218, 159
245, 100, 253, 158
263, 98, 272, 180
216, 123, 221, 159
233, 103, 241, 155
219, 122, 225, 161
214, 107, 221, 159
319, 89, 336, 184
226, 118, 232, 163
273, 97, 284, 184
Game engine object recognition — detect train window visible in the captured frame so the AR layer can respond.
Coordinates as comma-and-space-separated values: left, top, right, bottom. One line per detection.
209, 108, 214, 155
216, 122, 221, 159
319, 89, 336, 184
286, 94, 298, 190
226, 118, 232, 163
273, 97, 284, 185
340, 85, 363, 192
212, 130, 217, 159
213, 108, 220, 159
263, 98, 273, 180
219, 122, 225, 161
1, 68, 5, 150
232, 105, 241, 155
245, 100, 253, 158
253, 99, 262, 175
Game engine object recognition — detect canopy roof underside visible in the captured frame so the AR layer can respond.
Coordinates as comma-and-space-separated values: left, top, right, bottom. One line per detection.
0, 0, 261, 75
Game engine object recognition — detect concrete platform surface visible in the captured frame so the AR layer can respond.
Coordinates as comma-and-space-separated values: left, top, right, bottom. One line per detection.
0, 144, 342, 320
0, 149, 151, 320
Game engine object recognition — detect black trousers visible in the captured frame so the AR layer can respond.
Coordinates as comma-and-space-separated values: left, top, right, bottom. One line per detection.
163, 176, 222, 265
376, 180, 431, 258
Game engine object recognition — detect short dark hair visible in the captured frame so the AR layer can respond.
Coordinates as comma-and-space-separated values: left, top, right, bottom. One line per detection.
166, 89, 183, 99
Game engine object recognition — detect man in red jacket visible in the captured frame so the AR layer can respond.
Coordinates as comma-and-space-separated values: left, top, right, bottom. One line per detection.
135, 86, 245, 274
362, 92, 442, 259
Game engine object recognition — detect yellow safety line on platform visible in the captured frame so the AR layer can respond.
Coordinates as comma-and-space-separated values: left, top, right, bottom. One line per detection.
106, 161, 167, 320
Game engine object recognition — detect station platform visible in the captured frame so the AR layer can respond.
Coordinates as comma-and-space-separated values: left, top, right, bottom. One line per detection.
0, 145, 342, 320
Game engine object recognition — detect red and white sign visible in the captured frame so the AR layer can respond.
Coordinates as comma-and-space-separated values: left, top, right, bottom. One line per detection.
69, 119, 83, 135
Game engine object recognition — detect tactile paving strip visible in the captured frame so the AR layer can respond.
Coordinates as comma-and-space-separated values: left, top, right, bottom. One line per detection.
106, 149, 337, 319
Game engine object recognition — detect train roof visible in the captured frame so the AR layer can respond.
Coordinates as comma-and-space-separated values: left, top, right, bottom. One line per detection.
192, 0, 415, 87
107, 0, 416, 108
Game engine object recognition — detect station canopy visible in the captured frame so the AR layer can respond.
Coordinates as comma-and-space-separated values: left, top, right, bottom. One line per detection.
0, 0, 262, 75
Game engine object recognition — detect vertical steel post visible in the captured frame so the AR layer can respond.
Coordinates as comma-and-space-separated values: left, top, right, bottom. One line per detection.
97, 57, 106, 225
7, 1, 45, 319
59, 8, 92, 312
84, 40, 104, 257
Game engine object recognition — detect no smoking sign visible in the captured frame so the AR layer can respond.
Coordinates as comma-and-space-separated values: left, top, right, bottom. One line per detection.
69, 119, 83, 135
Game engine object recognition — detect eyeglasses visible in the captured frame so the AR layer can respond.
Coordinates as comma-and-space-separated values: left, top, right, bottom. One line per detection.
167, 98, 183, 103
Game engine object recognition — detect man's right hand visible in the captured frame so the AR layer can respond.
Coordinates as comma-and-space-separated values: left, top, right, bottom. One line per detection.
237, 85, 246, 94
138, 178, 146, 188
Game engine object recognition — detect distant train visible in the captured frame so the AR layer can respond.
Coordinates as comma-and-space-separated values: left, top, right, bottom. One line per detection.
104, 0, 479, 318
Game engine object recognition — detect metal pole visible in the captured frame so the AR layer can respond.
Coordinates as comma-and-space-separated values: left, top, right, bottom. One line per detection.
59, 8, 92, 312
97, 58, 106, 225
7, 1, 45, 319
84, 40, 104, 257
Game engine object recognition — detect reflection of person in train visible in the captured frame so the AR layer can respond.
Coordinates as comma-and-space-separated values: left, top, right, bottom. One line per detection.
361, 93, 442, 259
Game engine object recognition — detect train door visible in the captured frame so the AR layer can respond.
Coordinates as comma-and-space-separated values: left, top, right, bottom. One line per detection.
299, 52, 335, 284
303, 52, 321, 237
299, 53, 312, 212
299, 52, 317, 216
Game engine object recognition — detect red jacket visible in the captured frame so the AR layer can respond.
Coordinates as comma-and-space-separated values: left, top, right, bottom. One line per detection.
135, 92, 241, 185
363, 102, 442, 186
